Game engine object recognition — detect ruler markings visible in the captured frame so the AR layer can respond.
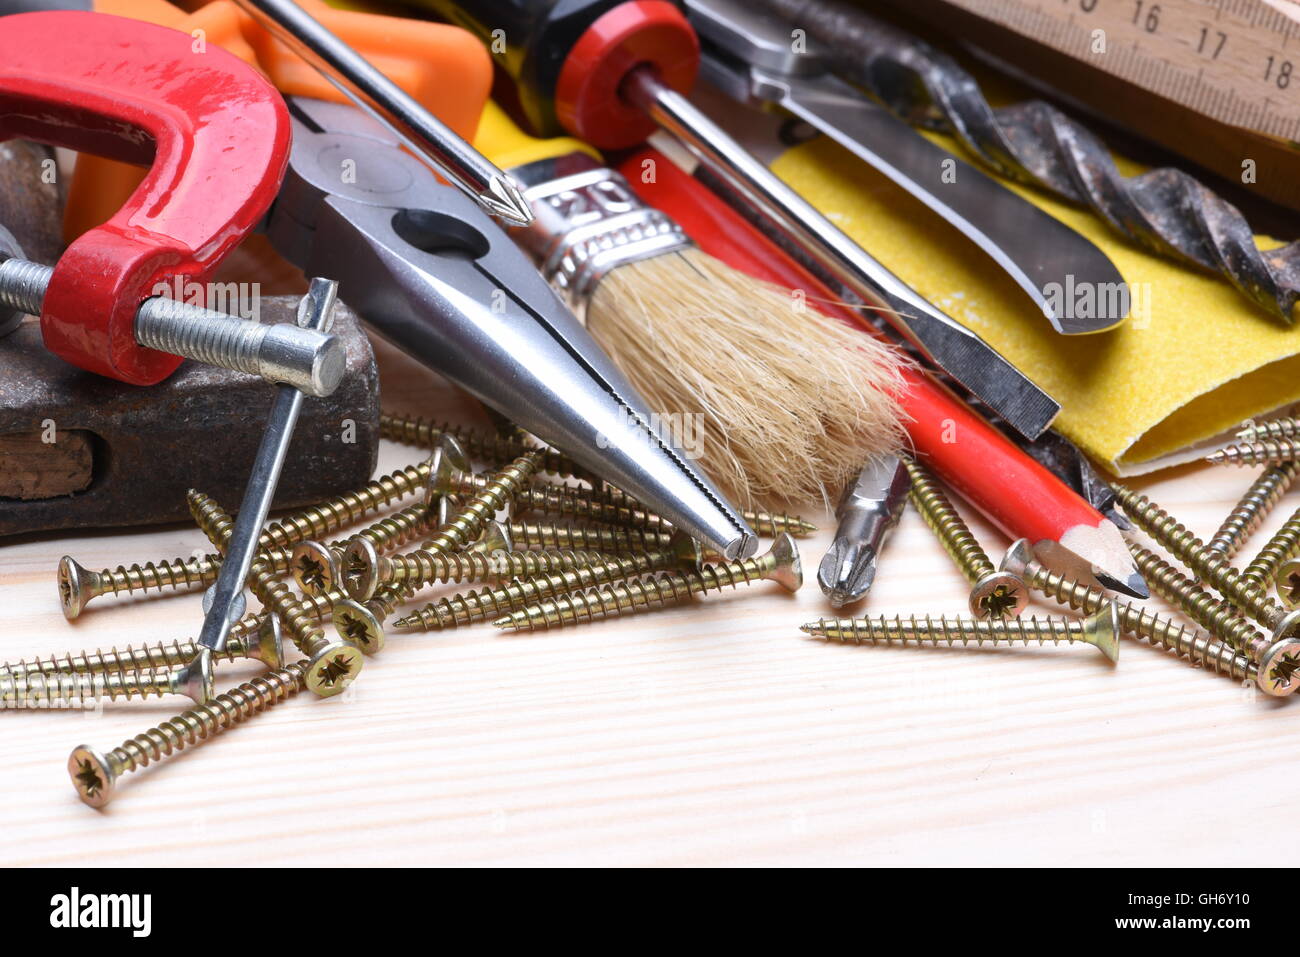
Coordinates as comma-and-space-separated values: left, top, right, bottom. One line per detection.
938, 0, 1300, 140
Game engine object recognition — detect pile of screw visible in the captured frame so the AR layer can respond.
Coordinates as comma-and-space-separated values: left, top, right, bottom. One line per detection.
802, 445, 1300, 699
7, 410, 814, 808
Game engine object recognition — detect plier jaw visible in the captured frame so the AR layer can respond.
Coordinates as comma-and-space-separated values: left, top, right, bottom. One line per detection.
266, 96, 756, 558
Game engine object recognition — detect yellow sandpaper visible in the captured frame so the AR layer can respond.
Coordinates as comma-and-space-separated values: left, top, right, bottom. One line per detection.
769, 133, 1299, 475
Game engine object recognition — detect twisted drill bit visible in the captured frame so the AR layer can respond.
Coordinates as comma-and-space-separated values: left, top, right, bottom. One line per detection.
756, 0, 1300, 322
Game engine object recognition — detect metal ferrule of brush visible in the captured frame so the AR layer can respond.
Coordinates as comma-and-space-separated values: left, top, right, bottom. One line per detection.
509, 155, 693, 321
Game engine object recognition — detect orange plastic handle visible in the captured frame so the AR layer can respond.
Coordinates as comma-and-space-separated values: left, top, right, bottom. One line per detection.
65, 0, 492, 243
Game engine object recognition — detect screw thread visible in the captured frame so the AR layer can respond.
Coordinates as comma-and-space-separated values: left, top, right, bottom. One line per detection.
425, 453, 542, 554
1206, 463, 1300, 555
190, 492, 329, 655
355, 503, 438, 551
258, 460, 431, 550
505, 520, 673, 553
1128, 544, 1268, 658
584, 484, 816, 538
1114, 485, 1280, 626
395, 553, 656, 630
2, 667, 184, 708
106, 662, 308, 775
1240, 507, 1300, 588
0, 257, 52, 314
379, 412, 585, 479
133, 294, 267, 374
497, 555, 778, 631
2, 632, 261, 680
1238, 418, 1300, 443
903, 459, 992, 584
804, 615, 1089, 646
1207, 439, 1300, 467
1023, 556, 1255, 680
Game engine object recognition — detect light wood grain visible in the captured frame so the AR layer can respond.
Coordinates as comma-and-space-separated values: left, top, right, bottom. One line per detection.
1, 337, 1294, 867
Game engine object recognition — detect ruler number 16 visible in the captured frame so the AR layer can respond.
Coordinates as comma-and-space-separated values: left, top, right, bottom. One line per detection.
1132, 1, 1160, 33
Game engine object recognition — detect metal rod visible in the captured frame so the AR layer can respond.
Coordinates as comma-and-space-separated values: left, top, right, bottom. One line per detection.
231, 0, 532, 227
622, 67, 1058, 440
197, 279, 338, 654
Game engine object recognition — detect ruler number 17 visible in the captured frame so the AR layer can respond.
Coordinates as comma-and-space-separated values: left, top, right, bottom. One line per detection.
1197, 26, 1227, 59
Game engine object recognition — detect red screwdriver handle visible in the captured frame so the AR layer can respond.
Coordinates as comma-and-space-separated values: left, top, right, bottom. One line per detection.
413, 0, 696, 148
0, 10, 291, 384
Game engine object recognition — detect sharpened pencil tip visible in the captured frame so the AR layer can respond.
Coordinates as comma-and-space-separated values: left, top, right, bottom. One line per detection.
1095, 568, 1149, 600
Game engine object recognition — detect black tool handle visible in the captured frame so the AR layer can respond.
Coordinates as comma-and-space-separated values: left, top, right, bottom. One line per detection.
411, 0, 622, 136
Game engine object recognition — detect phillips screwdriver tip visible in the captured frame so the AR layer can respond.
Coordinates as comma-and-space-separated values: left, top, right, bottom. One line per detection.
481, 174, 534, 227
817, 541, 878, 608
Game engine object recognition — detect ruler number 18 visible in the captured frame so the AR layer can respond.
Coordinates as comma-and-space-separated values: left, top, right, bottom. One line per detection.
1265, 55, 1293, 89
1132, 1, 1160, 33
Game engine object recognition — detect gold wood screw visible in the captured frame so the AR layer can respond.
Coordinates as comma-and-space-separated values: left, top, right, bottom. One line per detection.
903, 459, 1027, 619
190, 492, 362, 698
504, 520, 676, 553
1238, 506, 1300, 589
1205, 462, 1300, 556
494, 534, 801, 631
1125, 543, 1296, 695
999, 540, 1257, 685
1276, 558, 1300, 608
423, 450, 543, 554
1113, 486, 1300, 637
447, 469, 816, 538
290, 501, 442, 597
2, 653, 213, 709
1207, 439, 1300, 467
1238, 418, 1300, 443
393, 540, 699, 631
800, 607, 1120, 662
56, 544, 302, 621
2, 614, 283, 680
69, 661, 309, 808
379, 411, 591, 481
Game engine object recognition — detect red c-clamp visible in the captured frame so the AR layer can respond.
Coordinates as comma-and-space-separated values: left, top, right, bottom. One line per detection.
0, 10, 291, 384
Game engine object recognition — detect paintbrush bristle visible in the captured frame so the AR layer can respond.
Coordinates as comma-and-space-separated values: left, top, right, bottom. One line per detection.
587, 247, 906, 509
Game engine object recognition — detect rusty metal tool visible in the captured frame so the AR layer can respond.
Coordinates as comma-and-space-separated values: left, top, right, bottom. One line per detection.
750, 0, 1300, 324
198, 277, 339, 654
0, 294, 377, 536
817, 455, 909, 607
686, 0, 1128, 335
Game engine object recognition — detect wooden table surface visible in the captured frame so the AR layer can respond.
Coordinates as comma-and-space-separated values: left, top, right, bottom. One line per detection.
2, 337, 1293, 868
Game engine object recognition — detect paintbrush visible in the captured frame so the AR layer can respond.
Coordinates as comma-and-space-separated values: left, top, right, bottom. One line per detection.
477, 101, 905, 509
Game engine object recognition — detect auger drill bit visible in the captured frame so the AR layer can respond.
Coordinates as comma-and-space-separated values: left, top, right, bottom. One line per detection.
750, 0, 1300, 323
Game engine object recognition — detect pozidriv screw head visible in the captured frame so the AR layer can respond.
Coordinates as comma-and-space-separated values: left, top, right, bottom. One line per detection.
69, 745, 116, 809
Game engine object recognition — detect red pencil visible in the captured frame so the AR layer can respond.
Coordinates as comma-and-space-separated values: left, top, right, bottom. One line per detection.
619, 147, 1146, 599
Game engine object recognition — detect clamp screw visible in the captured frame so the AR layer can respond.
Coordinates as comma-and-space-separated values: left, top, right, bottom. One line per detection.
0, 256, 343, 395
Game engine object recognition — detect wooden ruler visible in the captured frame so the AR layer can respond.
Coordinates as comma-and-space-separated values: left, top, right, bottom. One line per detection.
926, 0, 1300, 142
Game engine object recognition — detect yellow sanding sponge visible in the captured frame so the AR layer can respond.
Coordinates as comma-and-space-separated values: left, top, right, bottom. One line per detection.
770, 133, 1298, 475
